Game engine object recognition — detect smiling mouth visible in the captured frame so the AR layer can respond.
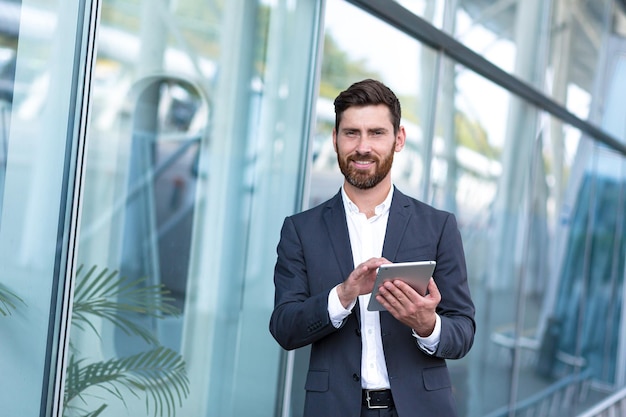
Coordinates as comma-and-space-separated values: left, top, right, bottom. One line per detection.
351, 159, 375, 169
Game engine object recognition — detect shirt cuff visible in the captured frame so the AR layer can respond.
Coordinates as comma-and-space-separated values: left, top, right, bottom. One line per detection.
328, 285, 356, 328
412, 314, 441, 354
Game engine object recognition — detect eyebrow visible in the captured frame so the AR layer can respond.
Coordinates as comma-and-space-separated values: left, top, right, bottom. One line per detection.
340, 127, 389, 134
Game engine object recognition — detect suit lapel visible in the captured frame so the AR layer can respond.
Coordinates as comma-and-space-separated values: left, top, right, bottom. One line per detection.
322, 192, 354, 284
322, 192, 362, 323
381, 189, 411, 262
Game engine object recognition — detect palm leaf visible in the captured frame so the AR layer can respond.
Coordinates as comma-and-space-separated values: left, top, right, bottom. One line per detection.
62, 403, 107, 417
72, 265, 180, 344
0, 282, 25, 316
84, 404, 108, 417
64, 347, 189, 417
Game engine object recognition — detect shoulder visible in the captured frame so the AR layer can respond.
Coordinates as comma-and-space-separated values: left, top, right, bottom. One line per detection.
278, 191, 344, 243
287, 190, 343, 223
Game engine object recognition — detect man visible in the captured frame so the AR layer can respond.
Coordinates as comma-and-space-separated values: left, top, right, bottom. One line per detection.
269, 79, 475, 417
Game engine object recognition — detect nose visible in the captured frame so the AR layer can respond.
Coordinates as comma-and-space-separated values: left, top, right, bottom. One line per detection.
355, 137, 372, 154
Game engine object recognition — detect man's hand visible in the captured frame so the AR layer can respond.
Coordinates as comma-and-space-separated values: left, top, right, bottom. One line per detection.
375, 277, 441, 336
337, 257, 390, 309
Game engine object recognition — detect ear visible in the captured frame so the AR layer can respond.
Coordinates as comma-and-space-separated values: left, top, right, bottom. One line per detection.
332, 128, 338, 153
395, 126, 406, 152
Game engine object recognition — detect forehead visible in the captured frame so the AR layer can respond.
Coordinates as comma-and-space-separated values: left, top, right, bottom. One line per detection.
338, 104, 393, 129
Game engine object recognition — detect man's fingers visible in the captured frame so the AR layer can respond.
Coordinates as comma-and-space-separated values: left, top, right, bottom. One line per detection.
426, 278, 441, 301
382, 280, 416, 301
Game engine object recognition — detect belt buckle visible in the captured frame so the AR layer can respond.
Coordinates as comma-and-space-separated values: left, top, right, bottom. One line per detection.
365, 389, 388, 409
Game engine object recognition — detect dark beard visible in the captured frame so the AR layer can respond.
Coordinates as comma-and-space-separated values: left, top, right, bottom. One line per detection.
337, 149, 394, 190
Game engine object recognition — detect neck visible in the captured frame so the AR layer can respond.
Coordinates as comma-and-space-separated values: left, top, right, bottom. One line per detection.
344, 179, 391, 218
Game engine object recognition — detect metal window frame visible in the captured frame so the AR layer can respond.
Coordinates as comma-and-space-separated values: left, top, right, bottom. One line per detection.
44, 1, 102, 416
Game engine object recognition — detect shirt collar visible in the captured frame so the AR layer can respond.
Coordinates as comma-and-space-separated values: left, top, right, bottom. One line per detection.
341, 184, 394, 216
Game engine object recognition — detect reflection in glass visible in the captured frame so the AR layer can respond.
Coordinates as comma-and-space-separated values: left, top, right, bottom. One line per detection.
70, 73, 207, 417
116, 76, 204, 355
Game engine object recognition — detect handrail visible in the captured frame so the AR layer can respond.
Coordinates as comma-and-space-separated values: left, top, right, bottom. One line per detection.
577, 386, 626, 417
483, 368, 593, 417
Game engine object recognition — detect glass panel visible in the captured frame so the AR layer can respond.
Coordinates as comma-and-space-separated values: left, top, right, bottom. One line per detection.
431, 56, 600, 416
524, 11, 626, 405
428, 56, 624, 416
508, 116, 594, 416
0, 0, 92, 416
548, 38, 626, 392
447, 74, 626, 416
432, 59, 524, 416
66, 1, 320, 417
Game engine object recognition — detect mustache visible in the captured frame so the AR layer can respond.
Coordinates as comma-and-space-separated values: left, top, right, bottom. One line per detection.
348, 151, 377, 160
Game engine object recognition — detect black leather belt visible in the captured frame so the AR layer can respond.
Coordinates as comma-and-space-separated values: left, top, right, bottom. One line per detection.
362, 389, 394, 409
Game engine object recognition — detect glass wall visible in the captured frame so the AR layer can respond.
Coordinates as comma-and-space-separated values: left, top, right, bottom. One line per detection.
64, 1, 322, 417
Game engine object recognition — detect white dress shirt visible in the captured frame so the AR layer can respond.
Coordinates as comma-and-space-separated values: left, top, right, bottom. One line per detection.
328, 185, 441, 389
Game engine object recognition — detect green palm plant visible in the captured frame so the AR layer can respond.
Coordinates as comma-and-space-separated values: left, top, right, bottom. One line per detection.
64, 265, 189, 417
0, 282, 24, 316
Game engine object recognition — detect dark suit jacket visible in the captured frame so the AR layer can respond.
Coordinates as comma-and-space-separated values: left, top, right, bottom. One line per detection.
270, 188, 475, 417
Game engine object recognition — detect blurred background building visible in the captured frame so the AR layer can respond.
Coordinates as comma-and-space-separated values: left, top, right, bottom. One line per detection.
0, 0, 625, 416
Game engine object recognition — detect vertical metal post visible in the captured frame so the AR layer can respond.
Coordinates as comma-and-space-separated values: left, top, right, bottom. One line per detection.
50, 0, 102, 416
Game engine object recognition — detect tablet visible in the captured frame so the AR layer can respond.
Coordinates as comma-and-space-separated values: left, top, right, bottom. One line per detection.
366, 261, 436, 311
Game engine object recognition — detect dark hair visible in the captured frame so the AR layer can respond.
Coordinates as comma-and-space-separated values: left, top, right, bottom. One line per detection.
333, 79, 401, 134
